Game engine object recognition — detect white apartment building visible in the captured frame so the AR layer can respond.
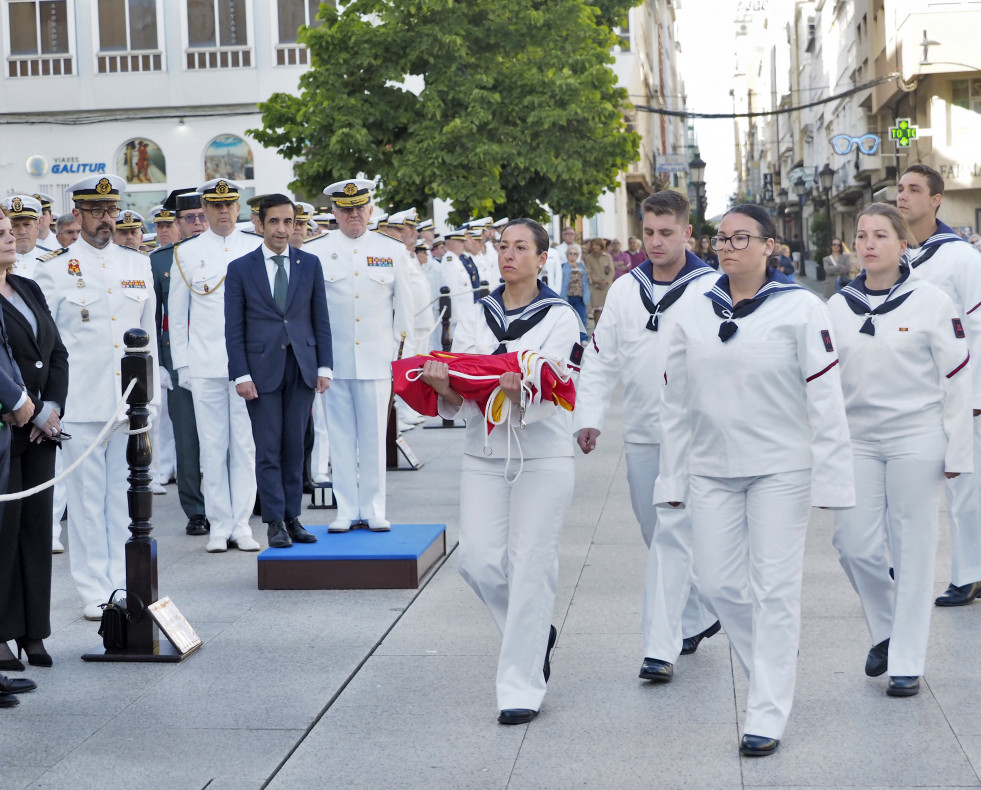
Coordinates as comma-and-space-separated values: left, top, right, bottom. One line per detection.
0, 0, 325, 218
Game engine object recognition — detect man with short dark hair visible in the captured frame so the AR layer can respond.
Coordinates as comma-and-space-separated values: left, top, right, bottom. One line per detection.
225, 194, 332, 548
575, 189, 720, 684
897, 163, 981, 606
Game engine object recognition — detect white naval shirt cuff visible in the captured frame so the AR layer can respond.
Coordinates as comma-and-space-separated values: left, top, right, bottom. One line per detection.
317, 367, 333, 379
233, 374, 253, 386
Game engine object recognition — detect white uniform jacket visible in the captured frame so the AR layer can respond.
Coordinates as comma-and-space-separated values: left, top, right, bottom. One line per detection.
443, 284, 581, 460
907, 221, 981, 410
168, 228, 257, 379
34, 238, 159, 421
404, 257, 436, 350
653, 273, 854, 509
439, 250, 480, 325
573, 253, 716, 444
15, 243, 52, 281
829, 270, 973, 472
305, 230, 415, 379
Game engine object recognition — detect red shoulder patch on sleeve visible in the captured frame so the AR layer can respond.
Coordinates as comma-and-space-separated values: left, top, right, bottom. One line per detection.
953, 318, 966, 339
821, 329, 834, 352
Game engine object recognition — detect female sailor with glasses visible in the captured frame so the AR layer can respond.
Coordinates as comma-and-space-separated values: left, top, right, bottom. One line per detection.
654, 204, 854, 757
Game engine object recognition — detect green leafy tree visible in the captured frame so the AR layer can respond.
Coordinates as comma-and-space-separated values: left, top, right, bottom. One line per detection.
250, 0, 640, 223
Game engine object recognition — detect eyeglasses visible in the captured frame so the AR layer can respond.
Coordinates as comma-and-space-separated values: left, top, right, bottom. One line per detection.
77, 206, 121, 219
178, 213, 207, 224
710, 233, 770, 250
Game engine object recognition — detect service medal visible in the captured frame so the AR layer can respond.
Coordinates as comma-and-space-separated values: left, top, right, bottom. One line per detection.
80, 308, 90, 322
77, 278, 85, 288
203, 284, 210, 293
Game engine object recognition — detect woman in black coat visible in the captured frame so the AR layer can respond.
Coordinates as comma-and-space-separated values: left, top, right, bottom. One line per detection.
0, 241, 69, 669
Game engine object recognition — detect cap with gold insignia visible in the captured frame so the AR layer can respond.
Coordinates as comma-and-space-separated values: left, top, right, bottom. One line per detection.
69, 174, 127, 202
388, 208, 418, 228
417, 218, 434, 231
245, 194, 270, 215
198, 178, 242, 203
149, 205, 176, 224
31, 192, 54, 212
295, 202, 315, 222
116, 209, 145, 230
323, 178, 374, 208
0, 194, 43, 219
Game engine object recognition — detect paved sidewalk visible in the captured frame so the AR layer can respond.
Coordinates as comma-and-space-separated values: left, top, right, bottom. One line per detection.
3, 390, 981, 789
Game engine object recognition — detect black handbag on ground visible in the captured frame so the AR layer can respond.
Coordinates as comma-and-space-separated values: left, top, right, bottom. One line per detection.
98, 588, 145, 650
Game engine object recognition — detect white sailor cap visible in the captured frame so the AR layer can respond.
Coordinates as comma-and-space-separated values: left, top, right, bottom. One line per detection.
432, 234, 444, 245
492, 217, 510, 229
414, 239, 429, 251
323, 178, 374, 208
388, 207, 418, 228
417, 218, 434, 231
149, 205, 176, 224
198, 178, 243, 203
69, 174, 126, 202
373, 211, 389, 227
444, 227, 468, 240
466, 216, 493, 230
295, 202, 315, 222
115, 209, 145, 230
0, 194, 43, 219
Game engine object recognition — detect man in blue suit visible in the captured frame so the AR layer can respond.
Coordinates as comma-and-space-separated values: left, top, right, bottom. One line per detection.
225, 194, 333, 549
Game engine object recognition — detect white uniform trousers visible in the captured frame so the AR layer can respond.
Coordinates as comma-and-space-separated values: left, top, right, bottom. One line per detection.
324, 379, 389, 521
458, 454, 574, 712
946, 420, 981, 586
833, 431, 945, 676
52, 449, 67, 544
624, 443, 715, 662
190, 378, 256, 541
150, 393, 177, 482
311, 390, 330, 479
690, 469, 810, 740
62, 420, 129, 604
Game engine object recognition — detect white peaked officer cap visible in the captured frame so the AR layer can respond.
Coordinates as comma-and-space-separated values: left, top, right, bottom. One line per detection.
492, 217, 510, 229
149, 205, 176, 224
417, 218, 434, 231
295, 201, 315, 221
323, 178, 375, 207
115, 209, 145, 229
69, 174, 127, 202
198, 178, 243, 203
0, 194, 43, 219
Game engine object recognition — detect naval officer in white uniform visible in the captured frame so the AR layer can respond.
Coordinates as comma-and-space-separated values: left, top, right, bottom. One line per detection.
168, 179, 260, 553
34, 175, 159, 620
304, 179, 415, 531
0, 195, 50, 281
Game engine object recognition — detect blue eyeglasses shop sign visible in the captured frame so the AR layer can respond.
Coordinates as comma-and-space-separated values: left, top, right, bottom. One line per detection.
831, 134, 880, 155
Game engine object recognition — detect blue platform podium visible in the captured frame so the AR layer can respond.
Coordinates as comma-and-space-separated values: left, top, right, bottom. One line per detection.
257, 523, 446, 590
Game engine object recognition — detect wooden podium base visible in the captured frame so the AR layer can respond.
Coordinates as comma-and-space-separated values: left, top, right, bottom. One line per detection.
257, 523, 446, 590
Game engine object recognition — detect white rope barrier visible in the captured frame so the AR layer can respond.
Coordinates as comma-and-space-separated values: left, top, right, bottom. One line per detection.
0, 377, 140, 502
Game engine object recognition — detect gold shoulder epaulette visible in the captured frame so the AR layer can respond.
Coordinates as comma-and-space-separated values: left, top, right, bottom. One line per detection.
39, 247, 69, 262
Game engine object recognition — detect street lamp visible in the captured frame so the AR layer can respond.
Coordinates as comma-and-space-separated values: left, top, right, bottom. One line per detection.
819, 162, 835, 242
689, 153, 706, 240
793, 177, 807, 278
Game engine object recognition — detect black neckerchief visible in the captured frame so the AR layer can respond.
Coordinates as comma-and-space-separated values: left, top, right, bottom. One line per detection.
631, 250, 714, 331
839, 268, 913, 335
906, 220, 969, 269
705, 270, 802, 342
480, 282, 569, 354
460, 254, 481, 302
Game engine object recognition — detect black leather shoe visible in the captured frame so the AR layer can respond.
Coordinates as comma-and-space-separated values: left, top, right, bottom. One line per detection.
638, 657, 673, 682
543, 625, 557, 683
285, 517, 317, 544
740, 734, 779, 756
185, 515, 209, 536
0, 692, 18, 708
887, 676, 920, 697
681, 620, 722, 655
498, 708, 537, 725
266, 521, 293, 549
865, 638, 889, 677
935, 581, 981, 606
0, 675, 36, 694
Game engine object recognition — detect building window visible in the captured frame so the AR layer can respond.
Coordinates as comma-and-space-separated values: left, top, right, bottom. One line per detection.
952, 79, 981, 115
275, 0, 327, 66
6, 0, 73, 77
97, 0, 162, 73
186, 0, 251, 69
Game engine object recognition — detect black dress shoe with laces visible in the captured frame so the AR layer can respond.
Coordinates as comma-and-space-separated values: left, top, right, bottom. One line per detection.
740, 734, 779, 756
935, 581, 981, 606
185, 515, 209, 536
543, 625, 557, 683
498, 708, 537, 725
0, 674, 36, 694
638, 657, 673, 682
887, 676, 920, 697
0, 692, 19, 708
865, 638, 889, 677
681, 620, 722, 655
285, 517, 317, 543
266, 521, 293, 549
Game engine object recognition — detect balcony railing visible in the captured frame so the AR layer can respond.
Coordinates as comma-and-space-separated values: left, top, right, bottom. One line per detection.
185, 46, 251, 70
275, 45, 308, 66
7, 54, 73, 78
97, 50, 163, 74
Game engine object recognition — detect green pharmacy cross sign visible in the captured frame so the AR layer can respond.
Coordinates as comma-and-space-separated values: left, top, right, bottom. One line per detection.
889, 118, 918, 147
